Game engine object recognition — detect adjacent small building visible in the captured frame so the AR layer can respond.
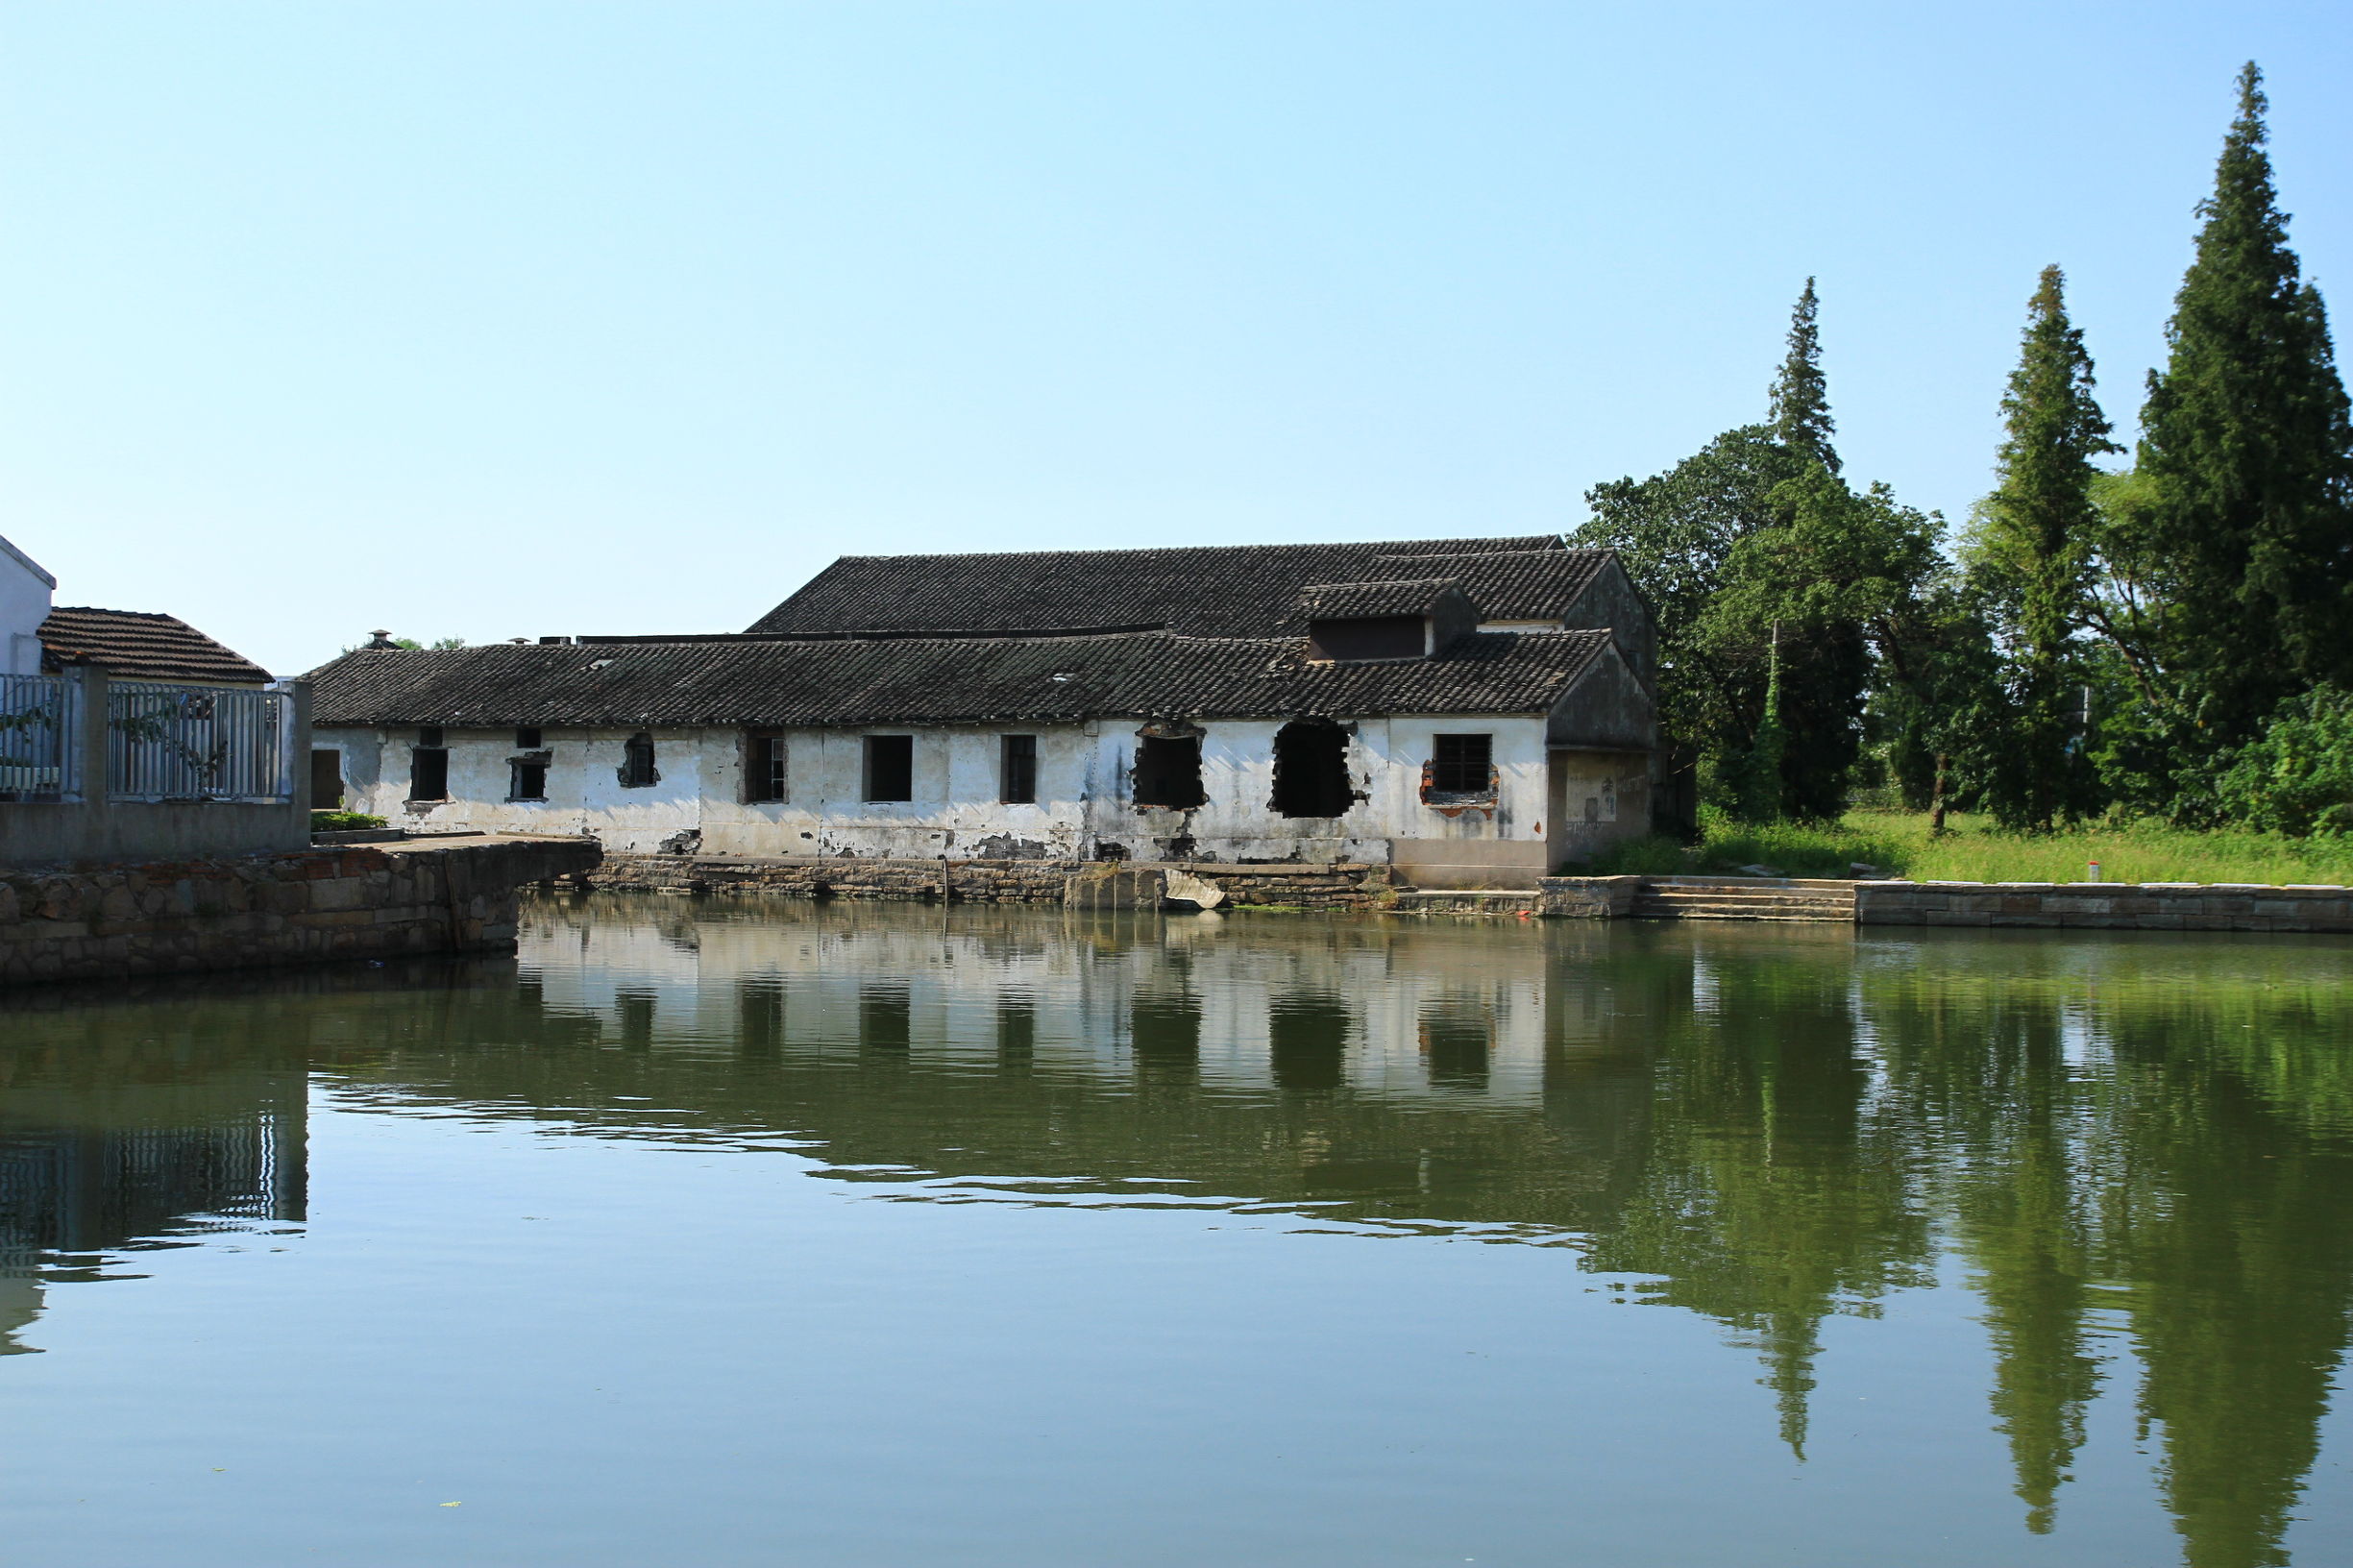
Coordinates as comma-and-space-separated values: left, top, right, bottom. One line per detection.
309, 536, 1660, 887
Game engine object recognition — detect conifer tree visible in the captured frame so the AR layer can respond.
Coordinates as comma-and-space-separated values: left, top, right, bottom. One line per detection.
1981, 266, 2120, 828
2131, 62, 2353, 749
1768, 279, 1840, 475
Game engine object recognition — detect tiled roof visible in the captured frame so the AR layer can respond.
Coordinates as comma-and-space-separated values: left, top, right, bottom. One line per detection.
1369, 550, 1611, 621
39, 607, 271, 685
1296, 578, 1461, 619
306, 628, 1611, 729
744, 535, 1571, 638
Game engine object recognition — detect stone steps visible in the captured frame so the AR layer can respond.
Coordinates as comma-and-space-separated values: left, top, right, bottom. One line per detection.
1392, 888, 1541, 916
1631, 877, 1857, 923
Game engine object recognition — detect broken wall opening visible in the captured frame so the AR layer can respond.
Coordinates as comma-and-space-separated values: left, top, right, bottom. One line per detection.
1133, 733, 1206, 810
1271, 720, 1353, 818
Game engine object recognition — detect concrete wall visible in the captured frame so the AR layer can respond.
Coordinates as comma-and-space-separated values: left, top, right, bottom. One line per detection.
0, 834, 601, 986
0, 532, 55, 678
320, 712, 1577, 883
0, 669, 313, 869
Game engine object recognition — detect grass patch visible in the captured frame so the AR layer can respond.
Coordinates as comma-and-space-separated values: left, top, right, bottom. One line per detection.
1584, 808, 2353, 886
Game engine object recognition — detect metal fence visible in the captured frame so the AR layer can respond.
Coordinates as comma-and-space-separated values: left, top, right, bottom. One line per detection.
107, 681, 293, 803
0, 673, 80, 800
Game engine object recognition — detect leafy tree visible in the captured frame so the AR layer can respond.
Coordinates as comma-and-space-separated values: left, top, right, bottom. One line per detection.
1581, 427, 1809, 814
1768, 278, 1840, 474
2214, 684, 2353, 835
1975, 266, 2121, 828
2122, 62, 2353, 762
1703, 468, 1945, 818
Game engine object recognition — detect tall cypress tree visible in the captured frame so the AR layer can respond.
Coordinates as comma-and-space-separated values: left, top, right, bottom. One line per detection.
2134, 62, 2353, 747
1982, 266, 2120, 828
1768, 279, 1840, 475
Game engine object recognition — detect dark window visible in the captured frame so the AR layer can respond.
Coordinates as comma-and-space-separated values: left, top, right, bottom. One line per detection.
515, 726, 542, 749
509, 760, 548, 800
1133, 733, 1205, 809
864, 735, 914, 802
1271, 720, 1352, 818
308, 749, 344, 809
1308, 615, 1426, 661
409, 747, 449, 801
746, 731, 788, 802
1429, 733, 1494, 796
620, 733, 658, 789
418, 725, 445, 748
1000, 734, 1039, 803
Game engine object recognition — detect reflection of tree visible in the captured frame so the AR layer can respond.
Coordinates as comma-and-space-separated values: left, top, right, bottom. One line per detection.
1865, 938, 2353, 1567
2107, 1038, 2353, 1568
1586, 936, 1932, 1458
9, 907, 2353, 1568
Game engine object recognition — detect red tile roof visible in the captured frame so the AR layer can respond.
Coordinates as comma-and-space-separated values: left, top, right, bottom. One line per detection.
39, 606, 271, 685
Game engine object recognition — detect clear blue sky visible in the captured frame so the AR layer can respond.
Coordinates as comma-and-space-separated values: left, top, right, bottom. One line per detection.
2, 2, 2345, 675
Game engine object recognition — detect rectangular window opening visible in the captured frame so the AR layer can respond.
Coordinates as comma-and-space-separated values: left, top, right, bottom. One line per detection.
515, 725, 542, 750
745, 730, 789, 803
864, 735, 914, 803
1133, 733, 1206, 810
1000, 734, 1039, 804
1428, 733, 1494, 796
509, 760, 548, 801
620, 733, 658, 789
409, 747, 449, 802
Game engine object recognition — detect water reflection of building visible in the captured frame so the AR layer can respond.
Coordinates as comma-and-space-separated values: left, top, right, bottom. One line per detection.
13, 897, 2343, 1568
0, 1047, 306, 1355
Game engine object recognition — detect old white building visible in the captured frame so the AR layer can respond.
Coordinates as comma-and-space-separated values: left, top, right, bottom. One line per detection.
310, 537, 1659, 887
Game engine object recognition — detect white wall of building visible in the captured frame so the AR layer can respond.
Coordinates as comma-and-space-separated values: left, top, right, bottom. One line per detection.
316, 711, 1620, 877
0, 533, 56, 677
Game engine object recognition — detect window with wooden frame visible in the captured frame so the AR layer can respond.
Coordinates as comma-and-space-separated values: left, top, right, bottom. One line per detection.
1000, 734, 1039, 803
1425, 733, 1494, 798
745, 730, 788, 803
619, 732, 659, 789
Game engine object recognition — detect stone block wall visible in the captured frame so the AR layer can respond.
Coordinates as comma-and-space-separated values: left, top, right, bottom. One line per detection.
1536, 875, 1645, 919
1854, 880, 2353, 933
0, 835, 601, 986
576, 853, 1396, 911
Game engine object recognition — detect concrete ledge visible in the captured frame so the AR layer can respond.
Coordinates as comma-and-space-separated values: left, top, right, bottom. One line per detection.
1854, 878, 2353, 934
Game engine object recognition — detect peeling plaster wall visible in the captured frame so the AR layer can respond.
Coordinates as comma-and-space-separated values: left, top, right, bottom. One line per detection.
319, 714, 1564, 873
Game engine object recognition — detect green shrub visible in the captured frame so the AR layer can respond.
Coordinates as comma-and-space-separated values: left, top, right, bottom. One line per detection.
311, 810, 388, 832
2216, 685, 2353, 836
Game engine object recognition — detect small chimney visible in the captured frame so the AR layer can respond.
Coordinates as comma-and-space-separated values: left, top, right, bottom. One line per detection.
365, 629, 400, 650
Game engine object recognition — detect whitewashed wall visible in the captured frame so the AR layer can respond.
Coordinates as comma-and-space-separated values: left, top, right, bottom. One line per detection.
0, 533, 56, 677
318, 713, 1581, 871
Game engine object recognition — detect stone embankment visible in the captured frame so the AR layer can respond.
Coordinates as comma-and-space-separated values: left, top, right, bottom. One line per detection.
566, 853, 2353, 934
576, 853, 1397, 911
0, 834, 601, 987
1853, 879, 2353, 933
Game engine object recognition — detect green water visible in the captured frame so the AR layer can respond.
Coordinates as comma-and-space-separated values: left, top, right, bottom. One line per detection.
3, 895, 2350, 1566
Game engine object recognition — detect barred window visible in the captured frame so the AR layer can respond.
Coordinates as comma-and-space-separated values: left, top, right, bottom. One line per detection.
1000, 734, 1038, 804
1429, 733, 1493, 796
